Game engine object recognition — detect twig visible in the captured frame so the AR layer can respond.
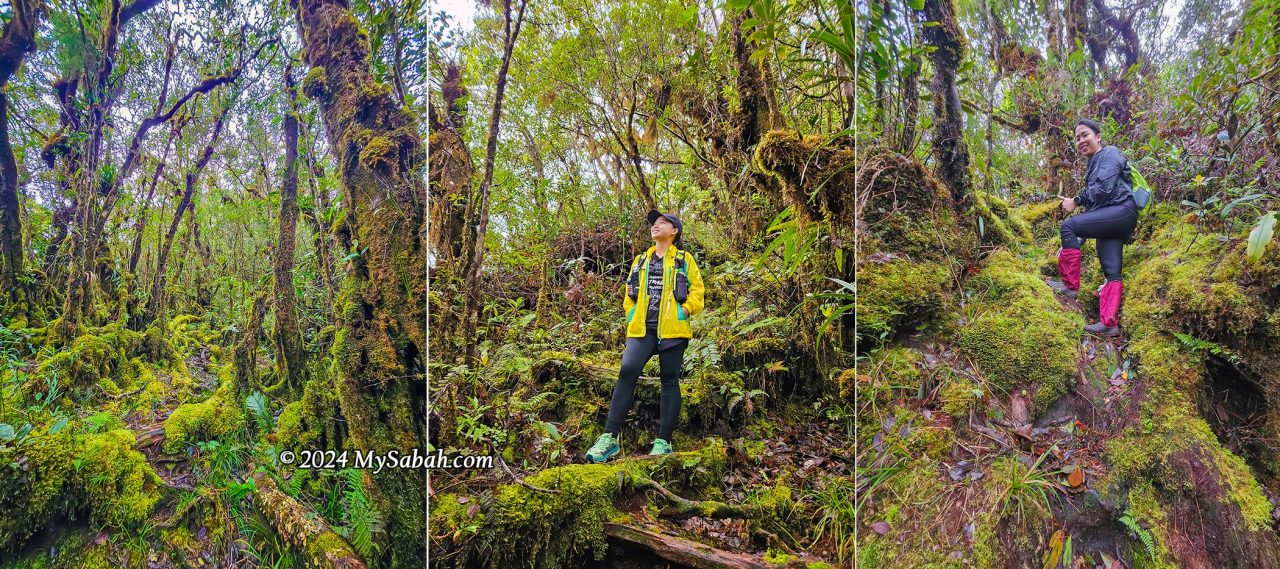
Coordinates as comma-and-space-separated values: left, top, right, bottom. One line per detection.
498, 456, 558, 494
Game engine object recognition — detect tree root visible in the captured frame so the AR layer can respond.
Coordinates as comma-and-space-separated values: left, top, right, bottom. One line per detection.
636, 475, 766, 520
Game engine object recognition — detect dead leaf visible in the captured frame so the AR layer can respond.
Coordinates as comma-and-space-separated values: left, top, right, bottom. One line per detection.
1012, 396, 1030, 425
871, 521, 891, 535
1068, 467, 1085, 487
1042, 529, 1064, 569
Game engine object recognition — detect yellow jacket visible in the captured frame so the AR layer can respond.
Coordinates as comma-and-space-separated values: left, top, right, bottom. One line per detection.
623, 245, 706, 339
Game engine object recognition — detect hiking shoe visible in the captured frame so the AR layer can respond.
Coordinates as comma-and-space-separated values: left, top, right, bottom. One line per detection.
585, 433, 620, 463
1046, 279, 1079, 299
649, 438, 674, 455
1083, 321, 1120, 337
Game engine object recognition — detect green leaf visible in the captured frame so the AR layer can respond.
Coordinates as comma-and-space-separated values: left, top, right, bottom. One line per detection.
0, 424, 13, 441
908, 0, 925, 9
1247, 212, 1276, 263
49, 416, 69, 435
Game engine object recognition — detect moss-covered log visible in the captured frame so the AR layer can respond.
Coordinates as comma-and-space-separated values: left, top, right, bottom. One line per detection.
603, 523, 771, 569
252, 470, 367, 569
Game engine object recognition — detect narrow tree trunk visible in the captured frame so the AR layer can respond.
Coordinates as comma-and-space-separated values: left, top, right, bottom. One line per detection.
144, 103, 230, 325
0, 95, 23, 299
272, 74, 306, 397
462, 0, 529, 363
924, 0, 973, 210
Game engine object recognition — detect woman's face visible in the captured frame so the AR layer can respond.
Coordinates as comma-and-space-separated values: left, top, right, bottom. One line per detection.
1074, 125, 1102, 157
651, 217, 678, 242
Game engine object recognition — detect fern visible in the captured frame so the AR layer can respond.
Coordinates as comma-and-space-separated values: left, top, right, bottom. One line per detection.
1173, 331, 1241, 363
1119, 512, 1156, 558
511, 390, 558, 412
339, 469, 380, 558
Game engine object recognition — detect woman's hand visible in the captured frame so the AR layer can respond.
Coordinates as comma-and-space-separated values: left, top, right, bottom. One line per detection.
1059, 196, 1077, 213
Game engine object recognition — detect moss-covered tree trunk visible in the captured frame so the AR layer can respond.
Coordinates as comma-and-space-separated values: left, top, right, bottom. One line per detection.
0, 0, 41, 308
923, 0, 972, 211
292, 0, 427, 563
272, 72, 306, 397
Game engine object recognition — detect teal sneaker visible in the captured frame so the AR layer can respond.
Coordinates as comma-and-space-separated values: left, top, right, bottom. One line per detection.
649, 438, 674, 455
585, 433, 620, 463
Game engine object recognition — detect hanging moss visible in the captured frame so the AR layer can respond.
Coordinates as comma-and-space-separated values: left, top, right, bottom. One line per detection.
752, 130, 854, 229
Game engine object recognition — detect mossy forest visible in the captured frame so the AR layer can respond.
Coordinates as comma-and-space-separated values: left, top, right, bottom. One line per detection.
855, 0, 1280, 566
0, 0, 428, 566
2, 0, 1278, 566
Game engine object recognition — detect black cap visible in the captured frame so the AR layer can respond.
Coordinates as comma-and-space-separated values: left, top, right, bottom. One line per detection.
647, 209, 684, 248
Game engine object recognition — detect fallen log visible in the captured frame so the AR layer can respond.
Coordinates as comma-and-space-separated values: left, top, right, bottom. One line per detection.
251, 470, 367, 569
604, 522, 769, 569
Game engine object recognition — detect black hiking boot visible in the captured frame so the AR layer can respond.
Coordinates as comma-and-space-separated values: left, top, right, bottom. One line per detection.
1046, 280, 1079, 299
1083, 321, 1119, 337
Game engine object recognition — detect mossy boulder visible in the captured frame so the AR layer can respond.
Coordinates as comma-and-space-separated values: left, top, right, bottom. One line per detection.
75, 429, 161, 528
958, 250, 1081, 416
162, 385, 244, 453
0, 428, 74, 552
856, 258, 952, 346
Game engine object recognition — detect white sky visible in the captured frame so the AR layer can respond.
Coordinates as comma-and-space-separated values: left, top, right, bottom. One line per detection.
432, 0, 477, 33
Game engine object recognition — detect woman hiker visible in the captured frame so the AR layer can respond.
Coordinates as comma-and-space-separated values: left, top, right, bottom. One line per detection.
585, 209, 706, 463
1046, 118, 1138, 336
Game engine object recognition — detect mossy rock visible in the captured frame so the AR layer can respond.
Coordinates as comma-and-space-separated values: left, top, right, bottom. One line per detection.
0, 428, 74, 552
75, 429, 161, 528
162, 386, 244, 453
958, 251, 1081, 416
856, 258, 952, 347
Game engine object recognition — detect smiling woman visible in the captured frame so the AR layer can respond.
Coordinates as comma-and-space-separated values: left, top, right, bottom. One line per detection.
425, 0, 854, 565
1047, 118, 1139, 336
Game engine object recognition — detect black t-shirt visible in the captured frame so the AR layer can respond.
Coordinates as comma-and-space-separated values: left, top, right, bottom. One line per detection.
645, 252, 663, 330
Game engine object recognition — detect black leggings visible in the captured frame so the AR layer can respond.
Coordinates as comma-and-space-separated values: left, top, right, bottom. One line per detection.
1060, 201, 1138, 282
604, 331, 685, 440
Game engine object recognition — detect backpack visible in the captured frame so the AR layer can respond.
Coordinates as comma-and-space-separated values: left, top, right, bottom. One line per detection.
1130, 164, 1153, 210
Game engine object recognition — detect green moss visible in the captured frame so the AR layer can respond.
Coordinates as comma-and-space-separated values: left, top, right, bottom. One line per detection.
38, 322, 144, 385
301, 66, 328, 99
1125, 480, 1177, 568
162, 386, 243, 453
857, 258, 952, 345
76, 429, 160, 528
940, 379, 978, 417
433, 443, 730, 567
274, 400, 306, 451
358, 135, 397, 171
0, 429, 74, 551
958, 251, 1080, 416
972, 191, 1032, 246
